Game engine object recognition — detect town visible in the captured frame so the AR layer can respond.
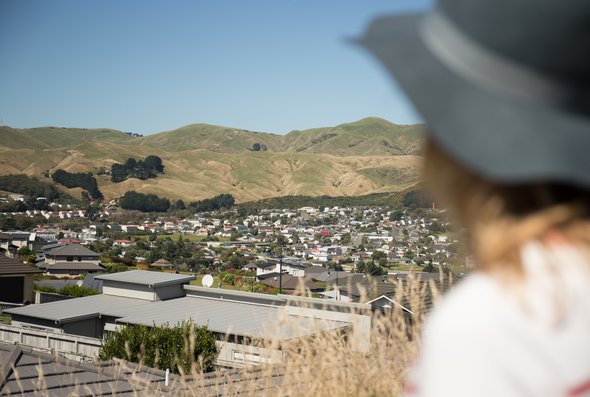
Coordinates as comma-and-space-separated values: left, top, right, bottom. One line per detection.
0, 190, 462, 391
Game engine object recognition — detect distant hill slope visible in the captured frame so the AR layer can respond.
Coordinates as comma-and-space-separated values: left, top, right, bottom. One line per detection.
0, 118, 425, 202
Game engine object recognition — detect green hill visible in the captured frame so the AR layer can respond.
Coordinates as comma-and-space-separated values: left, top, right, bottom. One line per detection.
0, 118, 425, 202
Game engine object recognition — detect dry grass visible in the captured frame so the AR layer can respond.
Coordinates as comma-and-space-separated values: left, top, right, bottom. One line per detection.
9, 277, 444, 396
174, 277, 438, 396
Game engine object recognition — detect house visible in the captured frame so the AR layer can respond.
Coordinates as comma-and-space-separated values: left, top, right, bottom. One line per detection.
6, 270, 371, 368
257, 273, 321, 292
256, 259, 307, 277
0, 232, 30, 258
40, 244, 103, 275
150, 258, 175, 271
44, 244, 100, 265
0, 256, 42, 304
121, 225, 139, 233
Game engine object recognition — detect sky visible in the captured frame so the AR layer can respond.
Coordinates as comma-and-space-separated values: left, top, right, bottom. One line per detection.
0, 0, 432, 135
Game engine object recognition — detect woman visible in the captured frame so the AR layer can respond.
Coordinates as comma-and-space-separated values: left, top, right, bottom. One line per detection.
360, 0, 590, 395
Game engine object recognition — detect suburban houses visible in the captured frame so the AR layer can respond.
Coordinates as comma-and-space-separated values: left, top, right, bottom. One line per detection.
0, 197, 460, 395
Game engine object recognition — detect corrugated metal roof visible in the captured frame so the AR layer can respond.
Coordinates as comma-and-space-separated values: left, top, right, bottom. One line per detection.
117, 296, 348, 340
95, 270, 195, 286
0, 256, 42, 275
5, 294, 153, 322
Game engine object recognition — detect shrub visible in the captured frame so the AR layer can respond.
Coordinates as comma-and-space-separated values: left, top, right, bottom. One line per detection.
98, 321, 218, 374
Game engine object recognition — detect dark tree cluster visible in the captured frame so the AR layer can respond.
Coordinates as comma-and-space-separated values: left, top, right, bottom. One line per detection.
111, 155, 164, 183
51, 170, 103, 200
0, 174, 64, 201
355, 260, 387, 276
402, 188, 432, 209
188, 194, 235, 212
119, 191, 170, 212
251, 142, 268, 151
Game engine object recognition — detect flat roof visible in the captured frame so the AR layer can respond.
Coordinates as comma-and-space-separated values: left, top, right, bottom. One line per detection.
116, 295, 348, 341
95, 270, 196, 287
5, 294, 153, 323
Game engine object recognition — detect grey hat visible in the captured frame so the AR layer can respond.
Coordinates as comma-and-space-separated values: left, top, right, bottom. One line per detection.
359, 0, 590, 188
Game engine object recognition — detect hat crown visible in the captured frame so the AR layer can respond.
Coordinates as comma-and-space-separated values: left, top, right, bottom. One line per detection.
438, 0, 590, 89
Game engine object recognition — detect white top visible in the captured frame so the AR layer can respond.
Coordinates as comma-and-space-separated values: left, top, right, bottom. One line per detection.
406, 242, 590, 397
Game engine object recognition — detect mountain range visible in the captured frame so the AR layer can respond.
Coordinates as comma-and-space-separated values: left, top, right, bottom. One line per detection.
0, 117, 425, 203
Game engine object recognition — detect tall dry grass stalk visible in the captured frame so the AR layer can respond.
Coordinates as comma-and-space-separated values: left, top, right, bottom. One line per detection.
178, 275, 444, 397
16, 276, 445, 397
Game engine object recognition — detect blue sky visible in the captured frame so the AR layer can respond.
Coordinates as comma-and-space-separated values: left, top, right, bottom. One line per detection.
0, 0, 432, 135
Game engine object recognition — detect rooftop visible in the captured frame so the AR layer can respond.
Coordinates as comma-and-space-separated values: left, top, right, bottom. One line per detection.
116, 295, 348, 340
6, 294, 153, 323
95, 270, 196, 287
0, 343, 175, 396
45, 244, 99, 257
0, 256, 42, 275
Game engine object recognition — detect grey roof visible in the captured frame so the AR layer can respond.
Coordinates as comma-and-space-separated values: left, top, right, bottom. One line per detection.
117, 295, 348, 340
95, 270, 195, 287
0, 255, 42, 275
35, 279, 80, 290
5, 294, 153, 323
45, 244, 99, 257
0, 343, 178, 396
40, 262, 105, 272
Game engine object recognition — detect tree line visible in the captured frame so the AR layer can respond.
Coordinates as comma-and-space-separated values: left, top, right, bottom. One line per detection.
52, 169, 103, 200
188, 193, 235, 212
111, 155, 164, 183
118, 191, 236, 213
119, 191, 170, 212
0, 174, 66, 201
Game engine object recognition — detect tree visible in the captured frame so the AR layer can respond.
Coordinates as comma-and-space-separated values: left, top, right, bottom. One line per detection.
119, 191, 170, 212
356, 260, 386, 276
17, 247, 36, 264
144, 155, 165, 172
98, 321, 218, 374
174, 199, 186, 210
52, 169, 103, 200
111, 163, 127, 183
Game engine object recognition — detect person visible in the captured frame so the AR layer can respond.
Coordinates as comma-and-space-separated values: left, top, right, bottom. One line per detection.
360, 0, 590, 396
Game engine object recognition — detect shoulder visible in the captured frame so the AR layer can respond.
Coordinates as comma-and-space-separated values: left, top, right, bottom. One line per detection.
426, 273, 503, 337
406, 274, 515, 396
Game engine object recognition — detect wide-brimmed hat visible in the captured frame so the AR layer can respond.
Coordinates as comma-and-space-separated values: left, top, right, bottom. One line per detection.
359, 0, 590, 188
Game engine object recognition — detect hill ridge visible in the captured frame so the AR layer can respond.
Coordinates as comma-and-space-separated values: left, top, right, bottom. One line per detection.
0, 118, 425, 202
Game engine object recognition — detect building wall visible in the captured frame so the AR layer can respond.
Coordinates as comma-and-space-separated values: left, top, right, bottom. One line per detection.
216, 340, 283, 368
103, 281, 156, 301
63, 317, 101, 339
23, 274, 35, 303
11, 314, 62, 333
155, 284, 186, 301
284, 305, 371, 352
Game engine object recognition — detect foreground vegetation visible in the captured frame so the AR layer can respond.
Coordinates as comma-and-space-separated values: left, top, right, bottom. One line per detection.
99, 321, 219, 374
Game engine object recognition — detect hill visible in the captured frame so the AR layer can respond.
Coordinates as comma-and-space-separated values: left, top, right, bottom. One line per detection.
0, 118, 425, 202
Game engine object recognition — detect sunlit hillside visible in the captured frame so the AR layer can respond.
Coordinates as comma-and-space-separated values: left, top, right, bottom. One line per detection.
0, 118, 425, 202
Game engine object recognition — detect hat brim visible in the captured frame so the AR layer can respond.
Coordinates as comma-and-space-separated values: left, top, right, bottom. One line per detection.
358, 14, 590, 188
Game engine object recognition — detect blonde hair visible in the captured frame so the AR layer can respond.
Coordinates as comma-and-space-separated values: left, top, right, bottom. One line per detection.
423, 139, 590, 277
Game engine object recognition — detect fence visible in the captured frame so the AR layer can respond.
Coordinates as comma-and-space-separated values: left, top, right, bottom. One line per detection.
0, 324, 102, 362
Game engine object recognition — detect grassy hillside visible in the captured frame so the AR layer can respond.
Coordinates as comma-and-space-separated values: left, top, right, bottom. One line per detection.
0, 118, 425, 202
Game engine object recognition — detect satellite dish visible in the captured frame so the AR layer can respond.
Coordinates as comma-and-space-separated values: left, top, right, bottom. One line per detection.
202, 274, 214, 288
